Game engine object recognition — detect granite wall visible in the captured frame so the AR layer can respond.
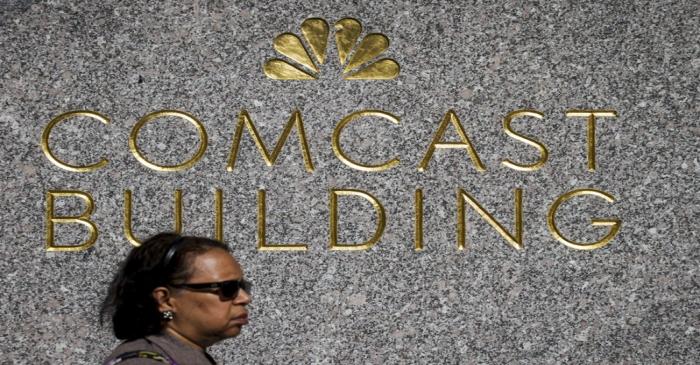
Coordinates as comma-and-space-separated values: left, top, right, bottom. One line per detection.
1, 0, 698, 363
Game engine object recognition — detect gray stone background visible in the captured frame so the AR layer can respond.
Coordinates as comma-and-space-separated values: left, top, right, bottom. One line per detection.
1, 0, 698, 363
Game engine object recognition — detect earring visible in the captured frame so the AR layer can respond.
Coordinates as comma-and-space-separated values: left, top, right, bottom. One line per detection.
161, 310, 174, 321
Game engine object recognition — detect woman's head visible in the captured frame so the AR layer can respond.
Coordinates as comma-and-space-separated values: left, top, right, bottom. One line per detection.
100, 233, 251, 347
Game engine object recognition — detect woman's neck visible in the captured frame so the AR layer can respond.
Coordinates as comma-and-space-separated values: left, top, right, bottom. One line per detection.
164, 327, 207, 350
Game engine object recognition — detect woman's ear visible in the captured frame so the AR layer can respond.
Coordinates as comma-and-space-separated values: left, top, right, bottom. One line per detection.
152, 286, 174, 312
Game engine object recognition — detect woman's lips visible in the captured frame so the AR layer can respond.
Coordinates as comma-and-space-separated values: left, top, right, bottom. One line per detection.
231, 313, 249, 325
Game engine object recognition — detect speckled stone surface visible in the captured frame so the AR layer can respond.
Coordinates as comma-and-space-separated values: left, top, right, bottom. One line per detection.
1, 0, 698, 363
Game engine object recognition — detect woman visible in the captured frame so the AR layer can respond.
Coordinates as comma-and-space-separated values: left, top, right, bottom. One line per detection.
101, 233, 251, 364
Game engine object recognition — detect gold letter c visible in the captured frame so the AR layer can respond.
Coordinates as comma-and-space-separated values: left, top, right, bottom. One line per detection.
41, 110, 110, 172
332, 110, 400, 172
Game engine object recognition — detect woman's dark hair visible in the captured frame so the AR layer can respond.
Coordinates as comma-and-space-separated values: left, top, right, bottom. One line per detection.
100, 233, 230, 340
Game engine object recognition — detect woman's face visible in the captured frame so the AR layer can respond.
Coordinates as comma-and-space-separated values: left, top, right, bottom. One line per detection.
164, 248, 251, 348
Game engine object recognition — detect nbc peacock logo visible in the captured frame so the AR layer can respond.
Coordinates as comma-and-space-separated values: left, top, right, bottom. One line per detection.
263, 17, 400, 80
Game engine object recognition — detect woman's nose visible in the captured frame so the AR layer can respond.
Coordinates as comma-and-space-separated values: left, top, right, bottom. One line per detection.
235, 288, 251, 304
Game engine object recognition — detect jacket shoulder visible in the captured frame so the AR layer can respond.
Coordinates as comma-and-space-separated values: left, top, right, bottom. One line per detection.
103, 338, 169, 365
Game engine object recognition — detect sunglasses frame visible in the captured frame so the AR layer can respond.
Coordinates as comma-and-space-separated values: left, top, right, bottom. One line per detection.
170, 279, 252, 300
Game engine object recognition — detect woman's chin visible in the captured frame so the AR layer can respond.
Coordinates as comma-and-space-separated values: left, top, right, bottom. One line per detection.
224, 325, 243, 338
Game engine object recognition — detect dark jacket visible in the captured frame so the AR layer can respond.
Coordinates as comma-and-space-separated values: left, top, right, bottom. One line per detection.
103, 332, 216, 365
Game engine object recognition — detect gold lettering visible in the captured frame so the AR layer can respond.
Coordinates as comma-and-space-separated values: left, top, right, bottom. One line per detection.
547, 188, 621, 250
565, 110, 618, 171
45, 190, 98, 251
501, 109, 549, 171
124, 189, 183, 246
214, 188, 223, 241
129, 110, 208, 171
41, 110, 110, 172
457, 189, 523, 250
415, 189, 424, 251
257, 190, 308, 251
331, 110, 400, 172
330, 189, 386, 251
418, 110, 485, 172
227, 109, 314, 172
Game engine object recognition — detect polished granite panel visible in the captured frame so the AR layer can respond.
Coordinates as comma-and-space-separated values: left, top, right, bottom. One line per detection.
0, 0, 698, 363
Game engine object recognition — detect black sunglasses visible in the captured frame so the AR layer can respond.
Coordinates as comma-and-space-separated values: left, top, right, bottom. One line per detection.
170, 279, 252, 300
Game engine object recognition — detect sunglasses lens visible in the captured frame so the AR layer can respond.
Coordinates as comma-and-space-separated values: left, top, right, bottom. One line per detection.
220, 281, 240, 299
